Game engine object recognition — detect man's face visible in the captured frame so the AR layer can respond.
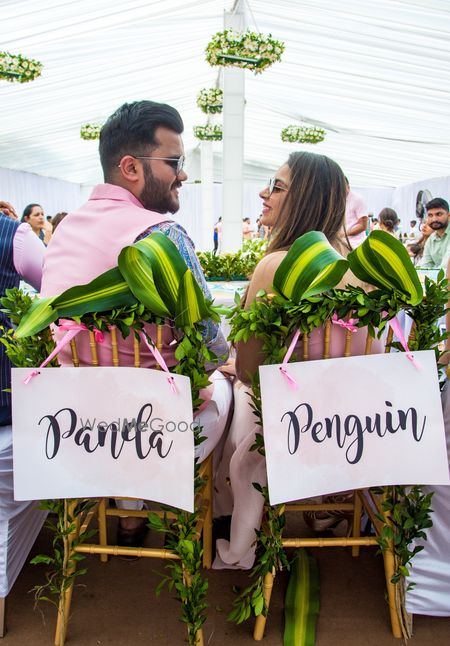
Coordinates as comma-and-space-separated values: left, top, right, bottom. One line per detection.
426, 207, 449, 232
138, 127, 187, 214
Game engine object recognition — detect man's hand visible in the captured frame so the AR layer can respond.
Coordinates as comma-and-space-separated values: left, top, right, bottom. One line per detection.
0, 200, 18, 220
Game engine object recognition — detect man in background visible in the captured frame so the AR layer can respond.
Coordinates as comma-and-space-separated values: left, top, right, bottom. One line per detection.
344, 177, 368, 247
419, 198, 450, 268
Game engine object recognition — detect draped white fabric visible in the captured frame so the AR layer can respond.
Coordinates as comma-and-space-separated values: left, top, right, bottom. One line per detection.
0, 426, 47, 597
0, 1, 450, 188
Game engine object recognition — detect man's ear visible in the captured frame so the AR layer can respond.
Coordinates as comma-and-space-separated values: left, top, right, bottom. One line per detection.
117, 155, 141, 184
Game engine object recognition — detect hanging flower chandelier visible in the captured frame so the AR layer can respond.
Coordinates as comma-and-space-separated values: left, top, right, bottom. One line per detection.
281, 126, 326, 144
193, 124, 223, 141
80, 124, 102, 140
205, 29, 284, 74
0, 51, 43, 83
196, 88, 223, 114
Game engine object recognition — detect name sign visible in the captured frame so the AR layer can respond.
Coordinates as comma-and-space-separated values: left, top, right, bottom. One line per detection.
12, 367, 194, 511
259, 350, 450, 505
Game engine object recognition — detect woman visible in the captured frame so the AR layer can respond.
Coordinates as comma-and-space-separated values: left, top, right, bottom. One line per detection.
21, 203, 51, 245
378, 207, 399, 237
213, 152, 384, 569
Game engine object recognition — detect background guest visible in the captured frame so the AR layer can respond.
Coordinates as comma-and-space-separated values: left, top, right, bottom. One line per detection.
378, 207, 400, 237
21, 203, 52, 245
344, 176, 368, 247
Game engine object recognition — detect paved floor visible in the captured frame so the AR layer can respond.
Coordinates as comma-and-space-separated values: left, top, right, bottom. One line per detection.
3, 522, 450, 645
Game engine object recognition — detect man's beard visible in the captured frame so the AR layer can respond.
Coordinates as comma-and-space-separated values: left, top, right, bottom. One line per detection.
429, 221, 447, 230
139, 164, 181, 214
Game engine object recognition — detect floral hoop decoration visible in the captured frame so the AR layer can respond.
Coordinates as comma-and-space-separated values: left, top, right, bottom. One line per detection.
80, 123, 102, 140
193, 124, 223, 141
0, 51, 43, 83
281, 125, 326, 144
197, 88, 223, 114
205, 29, 284, 74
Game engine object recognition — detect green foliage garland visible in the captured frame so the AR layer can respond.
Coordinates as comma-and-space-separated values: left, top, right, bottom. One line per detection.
196, 87, 223, 114
281, 125, 326, 144
80, 123, 102, 140
206, 29, 284, 74
193, 124, 223, 141
0, 51, 43, 82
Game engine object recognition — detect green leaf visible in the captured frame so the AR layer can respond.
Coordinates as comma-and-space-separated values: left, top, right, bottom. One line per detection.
54, 267, 137, 317
132, 232, 188, 313
273, 231, 349, 302
284, 549, 320, 646
15, 297, 58, 338
175, 270, 211, 327
118, 247, 171, 317
348, 230, 423, 305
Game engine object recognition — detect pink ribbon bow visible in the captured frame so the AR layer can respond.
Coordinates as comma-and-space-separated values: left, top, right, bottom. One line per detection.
279, 329, 301, 389
23, 318, 104, 384
59, 318, 104, 343
139, 332, 178, 394
331, 313, 359, 333
385, 313, 420, 370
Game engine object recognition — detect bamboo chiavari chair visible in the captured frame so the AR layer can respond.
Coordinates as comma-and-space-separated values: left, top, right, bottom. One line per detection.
253, 320, 405, 641
54, 324, 213, 646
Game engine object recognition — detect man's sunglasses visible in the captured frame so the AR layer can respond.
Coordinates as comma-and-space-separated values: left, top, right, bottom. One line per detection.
134, 154, 185, 176
267, 177, 288, 196
119, 155, 185, 175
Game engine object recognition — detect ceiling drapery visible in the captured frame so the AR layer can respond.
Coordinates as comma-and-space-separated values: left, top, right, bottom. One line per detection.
0, 0, 449, 188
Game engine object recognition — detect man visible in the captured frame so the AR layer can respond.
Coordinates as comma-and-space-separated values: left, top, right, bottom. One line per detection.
40, 101, 232, 545
408, 219, 419, 239
1, 205, 44, 425
344, 177, 368, 246
419, 198, 450, 269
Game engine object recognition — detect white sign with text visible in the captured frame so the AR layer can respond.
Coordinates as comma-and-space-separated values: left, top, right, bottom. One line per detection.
259, 350, 450, 505
12, 367, 195, 511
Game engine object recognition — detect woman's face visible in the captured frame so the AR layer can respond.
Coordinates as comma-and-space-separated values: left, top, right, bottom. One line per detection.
25, 205, 45, 232
259, 163, 290, 228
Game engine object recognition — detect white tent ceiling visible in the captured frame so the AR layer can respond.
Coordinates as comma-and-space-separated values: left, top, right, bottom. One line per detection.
1, 0, 450, 189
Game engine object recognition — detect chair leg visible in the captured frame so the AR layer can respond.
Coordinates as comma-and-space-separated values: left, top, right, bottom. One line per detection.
0, 596, 6, 638
382, 545, 402, 638
97, 498, 109, 563
202, 455, 213, 569
253, 569, 275, 641
351, 490, 362, 557
54, 500, 79, 646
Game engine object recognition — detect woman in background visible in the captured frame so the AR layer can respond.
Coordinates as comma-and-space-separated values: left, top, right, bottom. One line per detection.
21, 203, 51, 245
378, 207, 399, 237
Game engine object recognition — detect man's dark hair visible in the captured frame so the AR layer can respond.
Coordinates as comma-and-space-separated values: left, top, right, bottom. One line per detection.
426, 197, 449, 212
99, 100, 184, 181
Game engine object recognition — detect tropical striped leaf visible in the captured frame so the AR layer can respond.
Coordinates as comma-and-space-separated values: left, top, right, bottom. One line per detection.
118, 247, 171, 318
175, 269, 211, 327
15, 297, 58, 338
348, 230, 423, 304
133, 232, 188, 314
274, 231, 349, 302
284, 549, 320, 646
53, 267, 137, 317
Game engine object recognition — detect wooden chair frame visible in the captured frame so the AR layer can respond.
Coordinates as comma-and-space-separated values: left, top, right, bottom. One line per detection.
53, 324, 212, 646
253, 321, 404, 641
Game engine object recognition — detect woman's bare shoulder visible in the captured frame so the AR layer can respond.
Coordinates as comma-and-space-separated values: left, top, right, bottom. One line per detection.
245, 251, 288, 305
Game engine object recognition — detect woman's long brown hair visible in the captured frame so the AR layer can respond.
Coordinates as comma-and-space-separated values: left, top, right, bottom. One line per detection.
268, 151, 348, 253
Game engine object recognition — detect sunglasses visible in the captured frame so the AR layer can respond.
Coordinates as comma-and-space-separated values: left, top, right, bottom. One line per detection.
267, 177, 288, 196
135, 155, 186, 176
127, 154, 185, 176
